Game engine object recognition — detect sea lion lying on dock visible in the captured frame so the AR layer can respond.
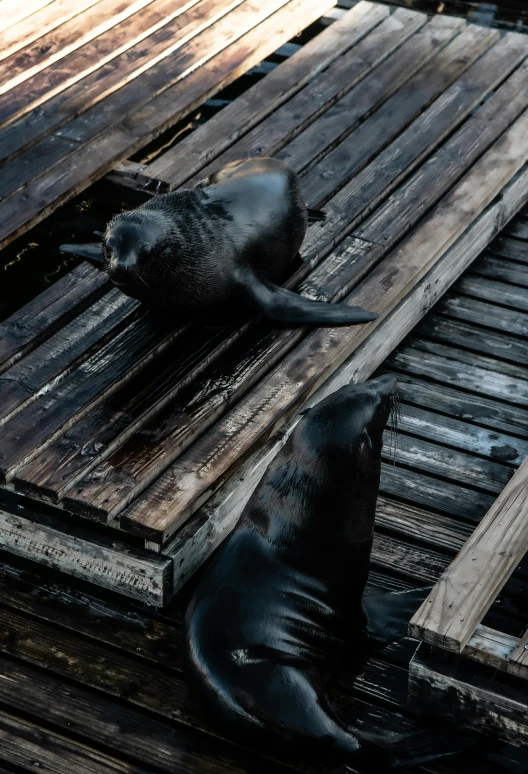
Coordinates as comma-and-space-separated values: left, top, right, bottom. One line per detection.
61, 158, 377, 327
182, 375, 475, 770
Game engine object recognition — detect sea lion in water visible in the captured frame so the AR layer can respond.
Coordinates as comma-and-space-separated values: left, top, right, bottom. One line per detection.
182, 374, 475, 770
61, 158, 377, 327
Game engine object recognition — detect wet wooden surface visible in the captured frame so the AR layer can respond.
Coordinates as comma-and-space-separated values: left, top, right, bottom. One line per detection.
0, 0, 333, 250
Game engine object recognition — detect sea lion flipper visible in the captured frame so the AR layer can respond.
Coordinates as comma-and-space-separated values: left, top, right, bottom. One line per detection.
60, 243, 105, 269
361, 586, 433, 647
244, 277, 378, 327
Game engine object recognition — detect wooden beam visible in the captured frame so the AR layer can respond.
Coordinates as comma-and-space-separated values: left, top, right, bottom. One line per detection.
0, 507, 172, 606
162, 160, 528, 580
509, 628, 528, 679
408, 644, 528, 746
409, 456, 528, 653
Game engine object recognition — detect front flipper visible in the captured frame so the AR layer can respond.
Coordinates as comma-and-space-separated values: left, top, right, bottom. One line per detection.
362, 587, 432, 647
60, 242, 105, 269
354, 726, 479, 771
244, 276, 378, 327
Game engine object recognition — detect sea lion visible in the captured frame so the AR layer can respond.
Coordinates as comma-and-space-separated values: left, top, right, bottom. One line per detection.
61, 158, 377, 327
182, 374, 475, 770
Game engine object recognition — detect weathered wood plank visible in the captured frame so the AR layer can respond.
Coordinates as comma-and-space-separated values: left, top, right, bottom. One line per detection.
0, 0, 333, 250
489, 235, 528, 264
417, 315, 528, 367
0, 0, 102, 63
473, 253, 528, 286
387, 373, 528, 438
147, 0, 391, 183
293, 23, 499, 200
0, 709, 156, 774
121, 109, 528, 542
0, 290, 138, 425
409, 456, 528, 652
179, 7, 429, 187
408, 645, 528, 746
437, 294, 528, 337
456, 274, 528, 313
0, 506, 172, 605
162, 168, 528, 577
375, 497, 472, 553
0, 0, 55, 30
508, 628, 528, 679
0, 262, 109, 375
464, 625, 520, 673
0, 314, 187, 483
504, 217, 528, 241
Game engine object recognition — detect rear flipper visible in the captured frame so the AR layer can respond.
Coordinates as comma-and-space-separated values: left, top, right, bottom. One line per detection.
244, 276, 378, 327
362, 587, 432, 647
60, 242, 105, 269
353, 726, 479, 771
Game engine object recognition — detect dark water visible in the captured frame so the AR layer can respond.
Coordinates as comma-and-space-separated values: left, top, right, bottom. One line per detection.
2, 3, 528, 321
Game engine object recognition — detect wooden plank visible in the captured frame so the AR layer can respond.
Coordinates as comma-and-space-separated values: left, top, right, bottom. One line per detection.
0, 0, 102, 63
489, 235, 528, 264
464, 625, 520, 673
0, 262, 109, 375
178, 7, 430, 187
0, 0, 167, 98
147, 0, 391, 183
437, 294, 528, 337
162, 166, 528, 575
409, 457, 528, 653
292, 23, 499, 197
0, 0, 55, 30
0, 658, 287, 774
0, 0, 333, 250
473, 254, 528, 286
394, 403, 528, 464
504, 217, 528, 241
386, 373, 528, 438
375, 497, 472, 553
120, 108, 528, 543
408, 645, 528, 746
0, 290, 138, 425
0, 314, 187, 483
0, 0, 235, 142
0, 709, 156, 774
456, 274, 528, 313
0, 506, 172, 605
405, 339, 528, 383
389, 347, 528, 407
508, 628, 528, 679
416, 315, 528, 367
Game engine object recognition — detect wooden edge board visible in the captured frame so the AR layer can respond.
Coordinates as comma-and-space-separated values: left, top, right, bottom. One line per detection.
120, 105, 528, 544
0, 507, 172, 606
160, 161, 528, 582
408, 644, 528, 746
509, 628, 528, 679
409, 454, 528, 653
0, 0, 55, 31
464, 625, 523, 675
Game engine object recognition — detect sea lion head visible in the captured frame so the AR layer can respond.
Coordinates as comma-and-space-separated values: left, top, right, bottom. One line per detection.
298, 373, 397, 476
102, 210, 172, 292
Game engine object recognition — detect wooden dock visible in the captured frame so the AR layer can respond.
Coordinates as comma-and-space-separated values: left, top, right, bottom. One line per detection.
0, 1, 528, 768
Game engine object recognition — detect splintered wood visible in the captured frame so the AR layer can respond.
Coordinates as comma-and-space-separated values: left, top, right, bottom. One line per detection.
0, 1, 528, 610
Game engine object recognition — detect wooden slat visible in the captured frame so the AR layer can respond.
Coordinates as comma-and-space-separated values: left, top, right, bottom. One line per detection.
177, 7, 431, 187
489, 234, 528, 264
0, 262, 109, 375
417, 315, 528, 367
404, 339, 528, 383
409, 456, 528, 652
0, 290, 138, 425
504, 217, 528, 241
0, 0, 333, 250
0, 0, 233, 139
120, 108, 528, 542
509, 629, 528, 679
456, 274, 528, 312
161, 164, 528, 579
437, 294, 528, 337
473, 254, 528, 286
464, 625, 520, 673
0, 0, 103, 63
147, 0, 391, 182
0, 506, 172, 605
53, 34, 528, 524
0, 709, 156, 774
0, 0, 55, 30
409, 645, 528, 746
